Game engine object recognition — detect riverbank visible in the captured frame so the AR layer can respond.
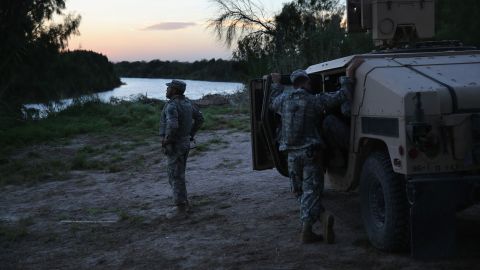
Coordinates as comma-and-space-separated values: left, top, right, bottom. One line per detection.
2, 128, 480, 269
2, 90, 480, 269
0, 93, 249, 186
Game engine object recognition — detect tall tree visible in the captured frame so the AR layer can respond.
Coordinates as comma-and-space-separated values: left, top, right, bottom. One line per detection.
0, 0, 81, 115
208, 0, 276, 47
209, 0, 360, 75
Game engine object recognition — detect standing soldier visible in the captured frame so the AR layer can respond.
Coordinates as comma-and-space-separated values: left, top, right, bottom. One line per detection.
160, 80, 204, 214
270, 58, 364, 244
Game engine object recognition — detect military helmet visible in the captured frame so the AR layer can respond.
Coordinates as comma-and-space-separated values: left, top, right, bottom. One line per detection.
166, 79, 187, 93
290, 69, 310, 84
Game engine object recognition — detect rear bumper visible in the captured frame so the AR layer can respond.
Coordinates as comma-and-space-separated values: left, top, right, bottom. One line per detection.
406, 174, 480, 259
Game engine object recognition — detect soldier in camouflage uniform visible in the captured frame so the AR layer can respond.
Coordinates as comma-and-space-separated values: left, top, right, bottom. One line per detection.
159, 80, 204, 213
270, 58, 364, 243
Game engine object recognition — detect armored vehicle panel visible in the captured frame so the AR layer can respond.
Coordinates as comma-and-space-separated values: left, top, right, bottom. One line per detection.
250, 48, 480, 258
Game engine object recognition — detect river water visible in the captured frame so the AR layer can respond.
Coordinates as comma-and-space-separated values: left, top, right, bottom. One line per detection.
24, 78, 244, 116
97, 78, 244, 101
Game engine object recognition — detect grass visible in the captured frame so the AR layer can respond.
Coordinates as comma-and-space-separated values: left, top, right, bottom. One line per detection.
1, 100, 249, 153
71, 152, 107, 170
0, 217, 34, 242
0, 158, 71, 186
0, 97, 165, 153
201, 106, 250, 131
117, 210, 145, 224
0, 96, 249, 186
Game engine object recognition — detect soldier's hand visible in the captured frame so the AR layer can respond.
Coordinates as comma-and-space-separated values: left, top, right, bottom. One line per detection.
271, 73, 281, 84
346, 58, 365, 78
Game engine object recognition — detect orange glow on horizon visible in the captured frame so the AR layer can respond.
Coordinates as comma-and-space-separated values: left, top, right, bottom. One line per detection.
64, 0, 286, 62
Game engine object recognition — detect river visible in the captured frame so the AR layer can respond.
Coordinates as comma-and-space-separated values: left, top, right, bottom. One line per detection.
24, 78, 244, 116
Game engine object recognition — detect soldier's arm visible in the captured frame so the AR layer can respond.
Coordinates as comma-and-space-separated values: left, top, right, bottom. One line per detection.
165, 103, 179, 141
341, 100, 352, 117
159, 105, 167, 139
270, 83, 285, 111
314, 76, 356, 112
191, 104, 204, 139
269, 73, 285, 113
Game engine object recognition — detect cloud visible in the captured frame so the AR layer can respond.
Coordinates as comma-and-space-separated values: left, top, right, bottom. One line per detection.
143, 22, 197, 31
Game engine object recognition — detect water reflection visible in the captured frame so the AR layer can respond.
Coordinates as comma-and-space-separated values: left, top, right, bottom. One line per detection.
24, 78, 244, 117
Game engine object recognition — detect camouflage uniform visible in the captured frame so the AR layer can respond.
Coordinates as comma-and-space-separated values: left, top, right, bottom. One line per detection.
270, 76, 353, 224
160, 94, 204, 205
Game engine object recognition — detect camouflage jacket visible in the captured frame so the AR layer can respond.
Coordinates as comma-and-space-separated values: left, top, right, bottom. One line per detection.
159, 95, 204, 141
269, 76, 353, 151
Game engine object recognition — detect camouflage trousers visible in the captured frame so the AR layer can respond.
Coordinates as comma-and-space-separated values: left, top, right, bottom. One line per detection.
165, 139, 190, 205
287, 148, 325, 225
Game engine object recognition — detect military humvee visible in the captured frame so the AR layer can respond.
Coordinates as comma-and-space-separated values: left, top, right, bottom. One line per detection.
250, 0, 480, 258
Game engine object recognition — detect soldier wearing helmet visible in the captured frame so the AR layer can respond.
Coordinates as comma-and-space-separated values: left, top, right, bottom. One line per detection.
269, 59, 364, 243
160, 79, 204, 214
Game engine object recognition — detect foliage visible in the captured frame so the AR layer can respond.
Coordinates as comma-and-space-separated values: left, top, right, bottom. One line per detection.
0, 97, 164, 152
201, 105, 250, 131
436, 0, 480, 47
114, 58, 247, 82
211, 0, 480, 78
208, 0, 275, 47
0, 96, 250, 153
210, 0, 373, 76
0, 0, 79, 107
0, 96, 250, 186
47, 50, 122, 100
9, 50, 122, 105
0, 1, 120, 121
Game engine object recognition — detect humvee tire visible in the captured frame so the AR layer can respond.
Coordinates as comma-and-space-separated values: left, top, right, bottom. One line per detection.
360, 151, 409, 252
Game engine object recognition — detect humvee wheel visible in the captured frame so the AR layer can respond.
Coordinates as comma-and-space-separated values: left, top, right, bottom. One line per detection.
360, 152, 409, 252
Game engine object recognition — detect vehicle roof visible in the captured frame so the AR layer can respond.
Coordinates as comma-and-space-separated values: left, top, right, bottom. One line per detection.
305, 50, 480, 74
305, 55, 355, 75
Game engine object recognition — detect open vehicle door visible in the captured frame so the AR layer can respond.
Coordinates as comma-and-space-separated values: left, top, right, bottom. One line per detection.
249, 76, 289, 176
249, 78, 274, 171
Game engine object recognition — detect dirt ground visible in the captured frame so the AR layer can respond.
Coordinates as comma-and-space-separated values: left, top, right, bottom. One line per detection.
1, 130, 480, 269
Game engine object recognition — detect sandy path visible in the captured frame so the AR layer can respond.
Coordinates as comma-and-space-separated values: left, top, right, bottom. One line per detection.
1, 130, 480, 269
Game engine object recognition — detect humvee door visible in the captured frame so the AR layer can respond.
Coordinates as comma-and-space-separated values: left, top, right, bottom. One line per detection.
250, 78, 274, 170
249, 76, 289, 176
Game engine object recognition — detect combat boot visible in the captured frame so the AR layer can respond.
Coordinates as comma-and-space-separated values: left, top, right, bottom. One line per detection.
176, 203, 187, 213
301, 223, 324, 244
321, 211, 335, 244
176, 201, 192, 214
166, 202, 190, 219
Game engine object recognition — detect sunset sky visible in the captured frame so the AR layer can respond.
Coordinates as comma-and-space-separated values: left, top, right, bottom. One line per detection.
65, 0, 286, 62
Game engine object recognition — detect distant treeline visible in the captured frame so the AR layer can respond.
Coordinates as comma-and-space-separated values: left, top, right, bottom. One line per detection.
23, 50, 121, 103
114, 59, 247, 82
50, 50, 121, 99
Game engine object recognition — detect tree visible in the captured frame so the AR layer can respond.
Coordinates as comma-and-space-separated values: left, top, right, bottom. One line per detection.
436, 0, 480, 46
208, 0, 276, 47
209, 0, 362, 75
210, 0, 479, 80
0, 0, 81, 115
